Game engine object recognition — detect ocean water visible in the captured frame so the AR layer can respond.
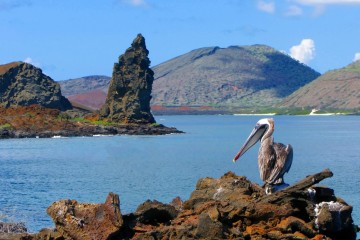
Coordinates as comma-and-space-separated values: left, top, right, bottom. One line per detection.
0, 115, 360, 232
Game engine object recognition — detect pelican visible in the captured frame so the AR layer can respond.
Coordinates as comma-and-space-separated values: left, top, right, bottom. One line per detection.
233, 118, 293, 194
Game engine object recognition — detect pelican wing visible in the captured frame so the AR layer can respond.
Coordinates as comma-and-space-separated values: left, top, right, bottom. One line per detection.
266, 143, 293, 184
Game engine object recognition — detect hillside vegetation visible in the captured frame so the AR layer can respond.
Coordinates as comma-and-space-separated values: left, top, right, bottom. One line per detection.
279, 60, 360, 111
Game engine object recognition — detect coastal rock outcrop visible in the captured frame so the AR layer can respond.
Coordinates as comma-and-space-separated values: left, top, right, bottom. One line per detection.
18, 169, 354, 240
0, 105, 181, 139
0, 62, 72, 111
100, 34, 155, 124
46, 192, 123, 240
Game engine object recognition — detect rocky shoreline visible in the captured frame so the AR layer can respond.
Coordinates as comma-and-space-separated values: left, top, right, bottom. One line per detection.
0, 122, 182, 139
0, 34, 182, 139
0, 169, 357, 240
0, 105, 182, 139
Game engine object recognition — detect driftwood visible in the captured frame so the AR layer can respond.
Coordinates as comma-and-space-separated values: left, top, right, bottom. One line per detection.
258, 168, 333, 204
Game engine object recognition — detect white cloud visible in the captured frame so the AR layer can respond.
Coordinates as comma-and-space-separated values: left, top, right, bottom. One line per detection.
294, 0, 360, 16
285, 5, 303, 16
24, 57, 40, 67
354, 53, 360, 62
257, 0, 275, 14
121, 0, 147, 7
296, 0, 360, 5
289, 39, 316, 64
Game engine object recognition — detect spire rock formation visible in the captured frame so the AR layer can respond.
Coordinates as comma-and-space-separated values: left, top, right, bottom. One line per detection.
100, 34, 155, 124
0, 61, 72, 111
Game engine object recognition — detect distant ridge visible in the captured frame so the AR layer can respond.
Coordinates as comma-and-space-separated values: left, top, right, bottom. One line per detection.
279, 60, 360, 110
59, 75, 110, 110
59, 44, 321, 111
152, 44, 320, 109
60, 75, 110, 96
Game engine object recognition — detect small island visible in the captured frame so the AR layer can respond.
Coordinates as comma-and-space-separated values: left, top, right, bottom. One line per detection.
0, 34, 181, 138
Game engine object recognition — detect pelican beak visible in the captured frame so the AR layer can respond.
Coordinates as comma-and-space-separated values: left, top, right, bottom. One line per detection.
233, 124, 267, 162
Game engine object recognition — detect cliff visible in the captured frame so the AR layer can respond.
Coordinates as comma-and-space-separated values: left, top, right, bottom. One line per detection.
0, 62, 72, 111
100, 34, 155, 123
4, 169, 357, 240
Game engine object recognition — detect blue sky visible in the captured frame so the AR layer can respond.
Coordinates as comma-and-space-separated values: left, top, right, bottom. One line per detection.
1, 0, 360, 80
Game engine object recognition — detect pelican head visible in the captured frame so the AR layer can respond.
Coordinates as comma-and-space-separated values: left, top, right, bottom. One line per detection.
233, 118, 273, 162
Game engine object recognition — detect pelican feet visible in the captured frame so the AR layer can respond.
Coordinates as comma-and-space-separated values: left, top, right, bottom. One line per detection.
264, 182, 290, 195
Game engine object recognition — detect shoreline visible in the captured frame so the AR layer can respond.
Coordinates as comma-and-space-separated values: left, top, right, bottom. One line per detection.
0, 124, 183, 139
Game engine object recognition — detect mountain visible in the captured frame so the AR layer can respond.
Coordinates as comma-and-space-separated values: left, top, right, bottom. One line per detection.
59, 76, 110, 110
60, 75, 110, 96
0, 61, 72, 111
151, 45, 320, 109
279, 60, 360, 110
59, 44, 320, 111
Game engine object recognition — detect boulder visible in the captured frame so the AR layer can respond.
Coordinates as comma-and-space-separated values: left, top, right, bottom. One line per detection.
100, 34, 155, 124
316, 201, 354, 238
135, 200, 179, 225
0, 62, 72, 111
47, 192, 123, 240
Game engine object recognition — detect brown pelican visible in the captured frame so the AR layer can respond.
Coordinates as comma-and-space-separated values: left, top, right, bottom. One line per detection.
232, 118, 293, 194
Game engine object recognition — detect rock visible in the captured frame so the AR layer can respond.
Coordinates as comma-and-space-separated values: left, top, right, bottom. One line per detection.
276, 216, 316, 238
0, 222, 27, 233
0, 62, 72, 111
316, 201, 354, 238
311, 186, 336, 202
47, 192, 123, 240
100, 34, 155, 124
194, 212, 224, 239
135, 200, 179, 225
8, 170, 357, 240
170, 196, 183, 211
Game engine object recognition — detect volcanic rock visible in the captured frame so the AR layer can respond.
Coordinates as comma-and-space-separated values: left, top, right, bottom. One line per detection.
100, 34, 155, 124
135, 200, 179, 225
46, 192, 123, 240
0, 62, 72, 111
0, 222, 27, 233
8, 169, 357, 240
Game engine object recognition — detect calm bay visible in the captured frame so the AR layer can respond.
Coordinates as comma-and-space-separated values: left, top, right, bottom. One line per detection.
1, 115, 359, 232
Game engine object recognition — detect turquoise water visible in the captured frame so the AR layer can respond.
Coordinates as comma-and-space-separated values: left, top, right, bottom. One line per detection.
0, 115, 360, 232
